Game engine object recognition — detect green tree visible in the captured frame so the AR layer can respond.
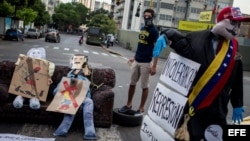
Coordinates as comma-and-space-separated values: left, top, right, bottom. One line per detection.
16, 8, 37, 27
0, 1, 15, 16
89, 8, 113, 19
52, 2, 89, 29
29, 0, 50, 27
88, 14, 116, 34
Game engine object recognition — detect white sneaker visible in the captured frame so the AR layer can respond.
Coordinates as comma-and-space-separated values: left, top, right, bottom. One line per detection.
29, 97, 40, 110
13, 95, 24, 109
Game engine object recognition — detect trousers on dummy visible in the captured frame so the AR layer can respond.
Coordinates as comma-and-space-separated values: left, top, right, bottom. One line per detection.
53, 97, 96, 139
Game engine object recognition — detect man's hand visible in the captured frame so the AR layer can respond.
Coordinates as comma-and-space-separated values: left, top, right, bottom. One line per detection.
150, 66, 156, 76
232, 107, 244, 124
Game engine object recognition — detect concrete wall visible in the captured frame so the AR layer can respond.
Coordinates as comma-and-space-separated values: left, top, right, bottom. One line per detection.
117, 29, 250, 71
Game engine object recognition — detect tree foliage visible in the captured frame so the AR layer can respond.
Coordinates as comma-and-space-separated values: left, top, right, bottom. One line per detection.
0, 1, 14, 16
16, 8, 37, 26
0, 0, 50, 26
88, 14, 116, 34
52, 2, 89, 29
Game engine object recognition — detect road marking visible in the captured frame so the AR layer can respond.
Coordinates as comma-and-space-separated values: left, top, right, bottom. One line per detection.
53, 47, 59, 49
62, 53, 74, 56
73, 49, 79, 52
64, 48, 69, 51
83, 50, 89, 53
92, 51, 99, 55
101, 53, 109, 56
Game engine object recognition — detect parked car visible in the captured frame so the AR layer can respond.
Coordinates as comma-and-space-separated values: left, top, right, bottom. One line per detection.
45, 31, 60, 43
4, 29, 24, 41
26, 28, 40, 39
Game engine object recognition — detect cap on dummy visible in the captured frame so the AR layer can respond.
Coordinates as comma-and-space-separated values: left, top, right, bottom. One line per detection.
217, 6, 250, 23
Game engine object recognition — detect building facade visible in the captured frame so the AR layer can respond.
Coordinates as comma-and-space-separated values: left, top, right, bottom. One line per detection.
115, 0, 234, 31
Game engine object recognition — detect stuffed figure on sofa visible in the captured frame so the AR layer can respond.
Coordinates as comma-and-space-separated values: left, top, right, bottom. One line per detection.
12, 47, 55, 110
52, 54, 97, 140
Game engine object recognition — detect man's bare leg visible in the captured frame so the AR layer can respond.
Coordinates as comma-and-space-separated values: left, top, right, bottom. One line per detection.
126, 85, 136, 108
138, 87, 148, 112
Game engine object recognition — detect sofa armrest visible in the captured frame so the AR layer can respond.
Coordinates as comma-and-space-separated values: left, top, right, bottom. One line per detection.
89, 68, 116, 90
91, 85, 114, 109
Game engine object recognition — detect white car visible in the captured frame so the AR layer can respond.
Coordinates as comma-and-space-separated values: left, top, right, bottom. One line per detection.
26, 28, 41, 39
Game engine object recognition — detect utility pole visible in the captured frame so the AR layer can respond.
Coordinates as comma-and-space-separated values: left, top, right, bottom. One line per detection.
149, 0, 154, 9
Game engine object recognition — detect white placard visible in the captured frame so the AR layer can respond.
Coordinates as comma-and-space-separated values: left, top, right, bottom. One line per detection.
140, 115, 175, 141
160, 52, 200, 96
147, 82, 188, 136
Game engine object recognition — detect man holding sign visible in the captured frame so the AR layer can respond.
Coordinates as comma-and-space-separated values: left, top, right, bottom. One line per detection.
157, 6, 247, 141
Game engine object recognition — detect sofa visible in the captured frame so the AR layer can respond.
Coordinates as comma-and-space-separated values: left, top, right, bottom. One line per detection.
0, 60, 116, 128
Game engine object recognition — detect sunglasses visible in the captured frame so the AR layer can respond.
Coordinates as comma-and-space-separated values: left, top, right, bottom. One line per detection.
230, 20, 241, 28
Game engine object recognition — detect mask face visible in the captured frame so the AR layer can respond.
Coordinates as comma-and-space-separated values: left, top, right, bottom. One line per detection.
71, 55, 87, 69
212, 19, 241, 40
144, 17, 153, 27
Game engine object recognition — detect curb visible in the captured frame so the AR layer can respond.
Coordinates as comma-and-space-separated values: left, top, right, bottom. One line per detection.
101, 44, 124, 57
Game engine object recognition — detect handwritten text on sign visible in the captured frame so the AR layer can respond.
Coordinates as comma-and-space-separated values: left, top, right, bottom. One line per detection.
160, 52, 200, 96
140, 115, 175, 141
148, 82, 187, 136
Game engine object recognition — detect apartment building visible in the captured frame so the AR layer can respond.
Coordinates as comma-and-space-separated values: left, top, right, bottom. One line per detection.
114, 0, 234, 31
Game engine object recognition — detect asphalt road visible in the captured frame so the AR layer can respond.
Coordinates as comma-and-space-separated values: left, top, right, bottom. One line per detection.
0, 33, 250, 141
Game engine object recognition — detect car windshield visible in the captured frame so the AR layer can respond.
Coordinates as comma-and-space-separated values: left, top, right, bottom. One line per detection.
88, 28, 101, 35
28, 29, 36, 32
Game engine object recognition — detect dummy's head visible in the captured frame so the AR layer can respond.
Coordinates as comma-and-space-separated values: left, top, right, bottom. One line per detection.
143, 8, 155, 27
27, 48, 46, 59
212, 7, 250, 40
70, 54, 88, 69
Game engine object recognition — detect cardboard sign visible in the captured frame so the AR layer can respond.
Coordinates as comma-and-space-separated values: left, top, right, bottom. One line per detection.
140, 115, 175, 141
160, 52, 200, 96
46, 77, 90, 115
8, 55, 53, 102
147, 82, 188, 136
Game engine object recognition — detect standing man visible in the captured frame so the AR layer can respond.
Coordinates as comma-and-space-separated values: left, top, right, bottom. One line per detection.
119, 8, 159, 116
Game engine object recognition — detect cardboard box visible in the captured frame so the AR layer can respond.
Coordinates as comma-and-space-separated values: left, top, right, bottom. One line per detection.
8, 54, 53, 102
46, 77, 90, 115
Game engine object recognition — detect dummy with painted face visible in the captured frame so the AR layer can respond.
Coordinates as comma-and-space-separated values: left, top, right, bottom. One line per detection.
13, 47, 54, 110
71, 54, 88, 69
27, 48, 46, 59
212, 7, 250, 40
70, 54, 90, 76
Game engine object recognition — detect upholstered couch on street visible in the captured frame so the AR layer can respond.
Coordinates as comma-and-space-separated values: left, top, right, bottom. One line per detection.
0, 60, 116, 128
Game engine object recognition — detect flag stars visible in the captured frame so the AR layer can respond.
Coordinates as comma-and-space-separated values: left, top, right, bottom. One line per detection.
217, 72, 221, 77
223, 63, 227, 67
227, 54, 231, 58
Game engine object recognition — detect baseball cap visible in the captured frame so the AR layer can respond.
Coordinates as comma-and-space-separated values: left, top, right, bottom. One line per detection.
217, 6, 250, 23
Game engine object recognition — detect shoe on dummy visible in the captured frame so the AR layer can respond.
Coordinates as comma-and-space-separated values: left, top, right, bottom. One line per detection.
13, 95, 24, 109
29, 97, 40, 110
